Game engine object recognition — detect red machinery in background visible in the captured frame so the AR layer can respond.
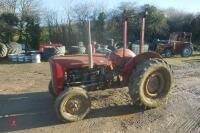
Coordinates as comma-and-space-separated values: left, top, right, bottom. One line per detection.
39, 43, 64, 53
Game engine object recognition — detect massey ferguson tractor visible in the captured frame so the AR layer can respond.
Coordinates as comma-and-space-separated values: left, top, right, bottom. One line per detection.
155, 32, 193, 57
48, 20, 174, 122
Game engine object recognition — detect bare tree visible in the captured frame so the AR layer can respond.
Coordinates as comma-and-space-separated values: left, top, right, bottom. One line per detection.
16, 0, 42, 50
44, 10, 59, 43
0, 0, 17, 14
73, 2, 94, 44
17, 0, 41, 19
63, 0, 76, 46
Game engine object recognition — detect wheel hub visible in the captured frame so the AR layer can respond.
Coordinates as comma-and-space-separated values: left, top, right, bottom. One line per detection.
145, 72, 164, 98
166, 51, 171, 57
65, 96, 82, 114
183, 48, 190, 56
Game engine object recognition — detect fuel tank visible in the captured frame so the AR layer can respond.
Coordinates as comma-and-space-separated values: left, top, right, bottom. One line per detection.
109, 48, 136, 66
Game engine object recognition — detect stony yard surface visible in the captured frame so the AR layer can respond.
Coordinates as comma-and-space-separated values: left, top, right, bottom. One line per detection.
0, 57, 200, 133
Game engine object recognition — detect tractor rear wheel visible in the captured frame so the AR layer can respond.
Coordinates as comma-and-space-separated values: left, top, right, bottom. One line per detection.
128, 58, 173, 108
55, 87, 91, 122
181, 46, 193, 57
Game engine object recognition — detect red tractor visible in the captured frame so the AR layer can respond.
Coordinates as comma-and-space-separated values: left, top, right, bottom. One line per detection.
48, 20, 174, 122
155, 32, 193, 57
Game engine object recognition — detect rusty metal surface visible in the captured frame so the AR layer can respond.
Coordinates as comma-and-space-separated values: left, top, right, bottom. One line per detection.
123, 20, 127, 57
140, 17, 145, 53
121, 52, 162, 85
109, 48, 136, 67
49, 54, 111, 95
50, 54, 109, 69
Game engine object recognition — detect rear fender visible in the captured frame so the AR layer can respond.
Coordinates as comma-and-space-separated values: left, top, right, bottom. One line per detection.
184, 43, 193, 48
120, 52, 162, 85
177, 43, 192, 53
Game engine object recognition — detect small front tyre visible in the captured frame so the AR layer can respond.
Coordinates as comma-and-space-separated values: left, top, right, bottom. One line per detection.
164, 49, 172, 58
55, 87, 91, 122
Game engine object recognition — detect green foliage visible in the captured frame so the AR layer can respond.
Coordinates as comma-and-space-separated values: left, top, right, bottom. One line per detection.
107, 2, 138, 43
24, 16, 40, 49
17, 15, 41, 50
106, 3, 169, 44
0, 13, 18, 43
143, 4, 169, 41
167, 12, 194, 33
94, 12, 106, 43
40, 3, 200, 48
191, 15, 200, 42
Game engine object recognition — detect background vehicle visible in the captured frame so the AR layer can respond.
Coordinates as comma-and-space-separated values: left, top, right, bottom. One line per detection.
48, 20, 174, 122
96, 45, 112, 54
155, 32, 193, 57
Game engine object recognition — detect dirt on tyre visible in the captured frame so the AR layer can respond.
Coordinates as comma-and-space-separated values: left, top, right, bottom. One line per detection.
0, 43, 8, 57
128, 58, 173, 108
48, 80, 57, 97
55, 87, 91, 122
181, 46, 193, 57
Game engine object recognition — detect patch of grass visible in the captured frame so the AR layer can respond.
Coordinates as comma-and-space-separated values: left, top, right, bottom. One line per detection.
165, 52, 200, 65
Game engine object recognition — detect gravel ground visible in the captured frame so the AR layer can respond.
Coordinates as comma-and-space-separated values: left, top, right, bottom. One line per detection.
0, 59, 200, 133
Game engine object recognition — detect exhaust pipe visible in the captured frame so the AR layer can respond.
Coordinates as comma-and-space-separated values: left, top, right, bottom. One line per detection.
88, 20, 93, 69
140, 11, 148, 53
123, 19, 127, 57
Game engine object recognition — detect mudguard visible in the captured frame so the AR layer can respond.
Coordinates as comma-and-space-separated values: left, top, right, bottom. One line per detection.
120, 52, 162, 85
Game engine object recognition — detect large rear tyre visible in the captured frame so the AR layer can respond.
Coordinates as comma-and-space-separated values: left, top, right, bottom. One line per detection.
0, 43, 8, 57
55, 87, 91, 122
7, 42, 22, 54
128, 58, 173, 108
54, 46, 66, 55
181, 46, 193, 57
43, 46, 66, 60
68, 46, 86, 54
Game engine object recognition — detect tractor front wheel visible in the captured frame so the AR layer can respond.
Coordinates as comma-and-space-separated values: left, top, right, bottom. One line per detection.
55, 87, 91, 122
164, 49, 172, 58
128, 58, 173, 108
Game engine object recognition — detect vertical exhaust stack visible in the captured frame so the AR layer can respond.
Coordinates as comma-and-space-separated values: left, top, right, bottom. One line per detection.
140, 16, 145, 54
88, 20, 93, 69
140, 11, 148, 54
123, 19, 128, 57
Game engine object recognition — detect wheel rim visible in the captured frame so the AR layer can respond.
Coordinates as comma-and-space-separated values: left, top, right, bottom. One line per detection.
63, 95, 88, 116
144, 71, 165, 98
183, 48, 191, 56
166, 50, 171, 57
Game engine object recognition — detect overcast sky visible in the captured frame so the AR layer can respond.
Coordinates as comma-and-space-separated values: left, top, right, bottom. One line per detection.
41, 0, 200, 13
